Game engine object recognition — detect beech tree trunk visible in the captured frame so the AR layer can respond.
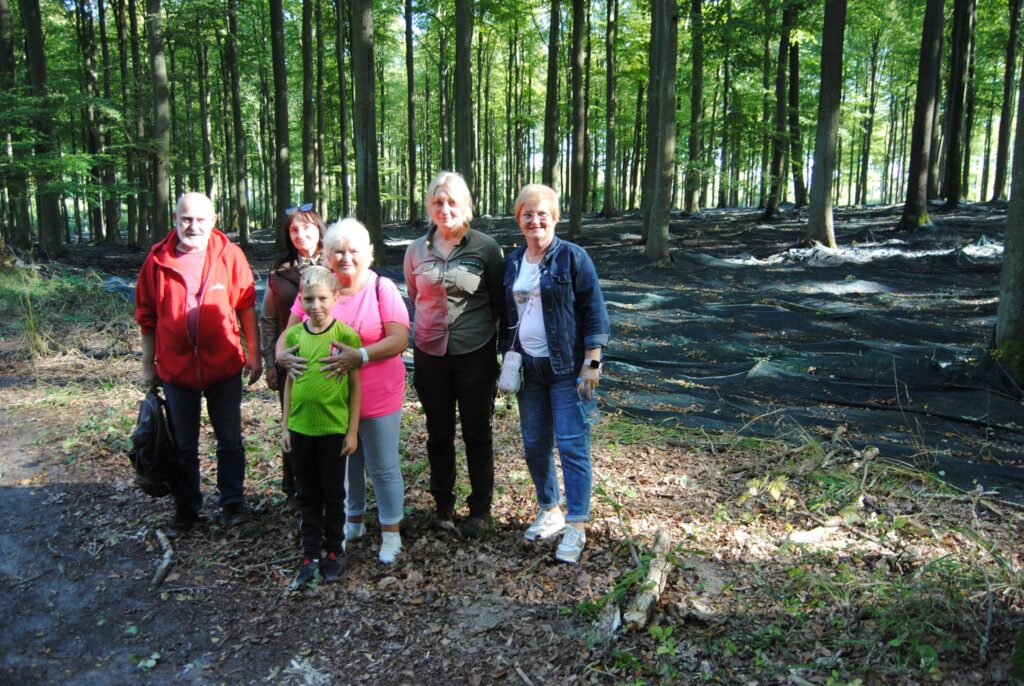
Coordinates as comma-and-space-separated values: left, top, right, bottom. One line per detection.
683, 0, 703, 214
334, 0, 350, 216
227, 0, 249, 244
113, 0, 137, 245
942, 0, 976, 207
762, 2, 793, 220
147, 0, 169, 241
805, 0, 847, 248
993, 0, 1022, 201
569, 0, 584, 240
788, 38, 807, 207
301, 0, 315, 203
643, 0, 677, 261
995, 46, 1024, 384
270, 0, 290, 246
897, 0, 945, 231
455, 0, 474, 191
350, 0, 382, 255
405, 0, 417, 220
601, 0, 617, 215
0, 0, 32, 248
128, 0, 148, 243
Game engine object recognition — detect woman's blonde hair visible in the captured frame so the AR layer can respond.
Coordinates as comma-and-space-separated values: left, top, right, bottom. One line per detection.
514, 184, 561, 224
426, 171, 474, 227
301, 265, 340, 293
322, 218, 374, 268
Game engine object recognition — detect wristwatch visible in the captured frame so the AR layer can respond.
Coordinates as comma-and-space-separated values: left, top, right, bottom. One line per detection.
586, 359, 601, 370
359, 347, 370, 367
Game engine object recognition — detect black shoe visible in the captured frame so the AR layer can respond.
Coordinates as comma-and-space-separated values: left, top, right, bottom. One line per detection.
292, 558, 319, 588
165, 508, 205, 539
433, 506, 456, 532
222, 503, 248, 528
459, 514, 490, 539
322, 552, 346, 583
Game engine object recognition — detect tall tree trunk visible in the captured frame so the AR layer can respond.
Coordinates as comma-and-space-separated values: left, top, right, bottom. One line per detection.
77, 0, 105, 242
113, 0, 138, 244
21, 0, 64, 255
316, 0, 325, 218
455, 0, 474, 190
197, 44, 214, 197
98, 0, 119, 242
334, 0, 349, 216
762, 2, 792, 220
569, 0, 585, 239
758, 0, 771, 207
717, 0, 732, 209
683, 0, 703, 214
167, 27, 181, 202
628, 79, 643, 211
788, 37, 807, 207
980, 102, 994, 199
0, 0, 32, 248
995, 46, 1024, 384
960, 19, 978, 197
301, 0, 315, 203
805, 0, 847, 248
147, 0, 169, 241
643, 0, 677, 260
600, 0, 617, 215
942, 0, 976, 207
993, 0, 1023, 201
439, 17, 450, 171
405, 0, 417, 220
227, 0, 249, 245
856, 34, 879, 205
128, 0, 148, 242
351, 0, 382, 256
542, 0, 560, 188
897, 0, 945, 231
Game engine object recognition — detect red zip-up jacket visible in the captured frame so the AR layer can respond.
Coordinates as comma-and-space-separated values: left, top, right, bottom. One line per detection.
135, 229, 256, 390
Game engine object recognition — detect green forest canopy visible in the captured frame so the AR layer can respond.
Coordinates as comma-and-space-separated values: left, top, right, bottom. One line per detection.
0, 0, 1019, 252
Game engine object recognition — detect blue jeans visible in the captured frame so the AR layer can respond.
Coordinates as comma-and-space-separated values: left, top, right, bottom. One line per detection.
517, 355, 596, 522
162, 374, 245, 514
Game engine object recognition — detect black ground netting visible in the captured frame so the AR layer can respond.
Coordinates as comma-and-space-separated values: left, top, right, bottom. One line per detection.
406, 203, 1022, 500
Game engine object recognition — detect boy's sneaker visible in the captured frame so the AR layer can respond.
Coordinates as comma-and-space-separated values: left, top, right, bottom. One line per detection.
555, 526, 586, 564
344, 521, 367, 541
524, 507, 565, 542
322, 552, 346, 583
292, 558, 320, 587
378, 532, 402, 564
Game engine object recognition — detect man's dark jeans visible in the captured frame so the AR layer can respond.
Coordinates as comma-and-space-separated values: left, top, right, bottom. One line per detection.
163, 374, 245, 515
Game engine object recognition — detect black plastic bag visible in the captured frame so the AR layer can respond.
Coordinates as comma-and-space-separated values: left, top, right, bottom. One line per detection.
128, 389, 178, 498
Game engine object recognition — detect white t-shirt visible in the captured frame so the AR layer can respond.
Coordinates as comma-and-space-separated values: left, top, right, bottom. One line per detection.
512, 257, 549, 357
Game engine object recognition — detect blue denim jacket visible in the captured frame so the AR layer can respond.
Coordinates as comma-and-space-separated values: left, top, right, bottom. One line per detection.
501, 235, 610, 374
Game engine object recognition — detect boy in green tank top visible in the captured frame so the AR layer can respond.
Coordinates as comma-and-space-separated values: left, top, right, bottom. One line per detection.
282, 266, 362, 588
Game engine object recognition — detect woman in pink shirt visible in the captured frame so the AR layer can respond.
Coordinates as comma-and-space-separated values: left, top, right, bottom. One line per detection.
277, 219, 410, 564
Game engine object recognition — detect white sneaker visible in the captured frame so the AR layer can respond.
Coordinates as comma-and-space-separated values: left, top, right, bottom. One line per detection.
379, 531, 402, 564
344, 522, 366, 541
555, 525, 586, 563
524, 507, 566, 542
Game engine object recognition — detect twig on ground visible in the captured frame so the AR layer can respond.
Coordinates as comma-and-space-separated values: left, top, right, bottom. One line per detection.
624, 529, 673, 631
514, 665, 535, 686
149, 529, 174, 590
10, 571, 47, 588
980, 572, 994, 662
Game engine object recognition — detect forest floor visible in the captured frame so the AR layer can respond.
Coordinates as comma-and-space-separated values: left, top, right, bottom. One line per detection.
0, 203, 1022, 685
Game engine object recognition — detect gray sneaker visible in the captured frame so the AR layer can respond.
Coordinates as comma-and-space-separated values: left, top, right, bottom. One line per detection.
555, 525, 586, 564
524, 507, 566, 542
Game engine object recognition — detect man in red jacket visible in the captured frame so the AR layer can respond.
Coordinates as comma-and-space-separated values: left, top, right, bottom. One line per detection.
136, 192, 262, 537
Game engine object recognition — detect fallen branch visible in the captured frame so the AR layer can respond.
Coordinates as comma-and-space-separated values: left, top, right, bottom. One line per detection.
149, 529, 174, 590
623, 529, 673, 631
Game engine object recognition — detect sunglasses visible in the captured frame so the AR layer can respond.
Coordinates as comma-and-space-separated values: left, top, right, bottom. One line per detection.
285, 202, 314, 215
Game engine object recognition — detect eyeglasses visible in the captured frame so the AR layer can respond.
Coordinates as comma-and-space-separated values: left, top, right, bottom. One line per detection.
522, 212, 551, 222
285, 202, 314, 215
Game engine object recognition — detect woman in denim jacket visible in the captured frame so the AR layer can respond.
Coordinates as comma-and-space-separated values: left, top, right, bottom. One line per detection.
500, 184, 610, 563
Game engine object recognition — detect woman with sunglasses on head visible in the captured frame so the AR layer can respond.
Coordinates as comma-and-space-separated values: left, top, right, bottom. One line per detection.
260, 203, 325, 501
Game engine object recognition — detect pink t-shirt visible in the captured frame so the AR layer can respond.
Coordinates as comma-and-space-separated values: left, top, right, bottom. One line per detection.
291, 273, 410, 418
